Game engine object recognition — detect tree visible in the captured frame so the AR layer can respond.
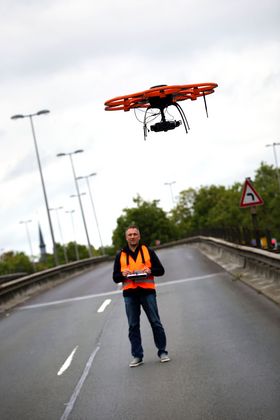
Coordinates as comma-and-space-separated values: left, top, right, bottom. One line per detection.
0, 251, 34, 275
65, 242, 94, 262
192, 183, 250, 230
112, 195, 177, 250
168, 163, 280, 243
253, 162, 280, 234
170, 183, 252, 237
169, 188, 196, 238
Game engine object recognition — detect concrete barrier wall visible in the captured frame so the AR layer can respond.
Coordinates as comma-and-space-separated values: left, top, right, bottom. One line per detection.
190, 236, 280, 305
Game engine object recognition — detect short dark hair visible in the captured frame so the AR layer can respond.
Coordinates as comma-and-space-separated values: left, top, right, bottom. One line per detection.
125, 224, 140, 234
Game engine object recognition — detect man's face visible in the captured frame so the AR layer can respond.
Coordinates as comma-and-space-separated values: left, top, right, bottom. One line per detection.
125, 228, 140, 248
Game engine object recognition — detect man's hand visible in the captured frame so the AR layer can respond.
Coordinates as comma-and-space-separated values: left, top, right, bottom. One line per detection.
142, 266, 151, 275
122, 269, 132, 277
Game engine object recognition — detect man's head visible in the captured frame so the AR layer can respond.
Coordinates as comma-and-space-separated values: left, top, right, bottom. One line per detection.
125, 225, 141, 250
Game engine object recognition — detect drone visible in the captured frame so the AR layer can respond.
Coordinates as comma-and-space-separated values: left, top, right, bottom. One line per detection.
104, 83, 218, 140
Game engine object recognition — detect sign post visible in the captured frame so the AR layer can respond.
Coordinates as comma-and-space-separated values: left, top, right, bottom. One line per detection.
240, 178, 264, 248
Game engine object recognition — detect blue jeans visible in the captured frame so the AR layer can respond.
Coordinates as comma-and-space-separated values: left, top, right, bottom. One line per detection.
124, 293, 167, 358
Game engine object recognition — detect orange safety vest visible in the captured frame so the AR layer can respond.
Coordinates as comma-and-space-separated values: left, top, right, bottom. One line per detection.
120, 245, 155, 291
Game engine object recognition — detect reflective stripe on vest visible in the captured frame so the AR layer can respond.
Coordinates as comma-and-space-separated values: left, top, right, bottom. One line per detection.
120, 245, 155, 290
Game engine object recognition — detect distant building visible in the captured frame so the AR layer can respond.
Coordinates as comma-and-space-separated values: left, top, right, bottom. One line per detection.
38, 224, 46, 261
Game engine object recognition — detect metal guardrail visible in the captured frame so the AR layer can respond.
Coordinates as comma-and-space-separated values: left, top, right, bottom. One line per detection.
0, 255, 110, 302
0, 273, 27, 284
192, 227, 278, 252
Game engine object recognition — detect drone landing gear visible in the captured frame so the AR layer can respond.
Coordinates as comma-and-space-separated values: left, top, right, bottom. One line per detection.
143, 103, 190, 141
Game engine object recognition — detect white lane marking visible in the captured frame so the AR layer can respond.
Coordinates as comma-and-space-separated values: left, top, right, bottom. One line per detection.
20, 290, 121, 310
157, 272, 224, 288
57, 346, 78, 376
20, 272, 223, 310
97, 299, 111, 313
60, 345, 100, 420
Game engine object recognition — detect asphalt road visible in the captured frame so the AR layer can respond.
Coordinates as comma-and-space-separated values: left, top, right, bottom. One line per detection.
0, 245, 280, 420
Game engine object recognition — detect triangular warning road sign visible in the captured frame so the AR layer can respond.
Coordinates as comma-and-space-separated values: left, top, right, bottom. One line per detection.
240, 178, 264, 208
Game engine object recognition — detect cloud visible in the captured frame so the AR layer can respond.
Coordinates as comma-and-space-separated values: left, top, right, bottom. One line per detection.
2, 152, 36, 180
1, 0, 279, 83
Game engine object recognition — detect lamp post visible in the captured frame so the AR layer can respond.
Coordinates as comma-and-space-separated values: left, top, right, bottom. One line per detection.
19, 219, 34, 260
164, 181, 176, 206
69, 191, 92, 257
57, 150, 93, 257
11, 110, 58, 266
66, 210, 80, 261
49, 206, 68, 263
76, 173, 104, 254
57, 150, 92, 256
266, 142, 280, 194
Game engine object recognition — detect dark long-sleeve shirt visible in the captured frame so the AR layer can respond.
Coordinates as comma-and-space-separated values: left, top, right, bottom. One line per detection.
113, 244, 165, 296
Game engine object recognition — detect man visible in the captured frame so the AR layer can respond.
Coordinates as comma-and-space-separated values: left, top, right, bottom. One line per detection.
113, 225, 170, 367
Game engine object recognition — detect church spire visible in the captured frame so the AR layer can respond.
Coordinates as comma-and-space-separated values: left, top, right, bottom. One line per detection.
38, 223, 46, 261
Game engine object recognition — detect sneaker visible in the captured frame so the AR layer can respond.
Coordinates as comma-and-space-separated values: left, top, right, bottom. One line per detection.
159, 353, 170, 363
129, 357, 143, 367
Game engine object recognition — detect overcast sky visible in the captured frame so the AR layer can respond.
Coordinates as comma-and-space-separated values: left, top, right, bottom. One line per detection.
0, 0, 279, 258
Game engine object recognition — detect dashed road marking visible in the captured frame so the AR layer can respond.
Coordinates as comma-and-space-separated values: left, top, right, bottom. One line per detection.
60, 345, 100, 420
97, 299, 111, 313
57, 346, 78, 376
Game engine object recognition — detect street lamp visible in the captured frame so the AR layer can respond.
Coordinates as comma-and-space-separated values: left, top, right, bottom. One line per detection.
266, 142, 280, 194
57, 149, 93, 258
76, 173, 104, 254
49, 206, 68, 263
11, 110, 58, 266
69, 191, 92, 257
164, 181, 176, 206
65, 209, 79, 261
19, 219, 34, 259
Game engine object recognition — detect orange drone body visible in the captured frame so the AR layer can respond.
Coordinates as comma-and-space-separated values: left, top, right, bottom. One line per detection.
104, 83, 218, 139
